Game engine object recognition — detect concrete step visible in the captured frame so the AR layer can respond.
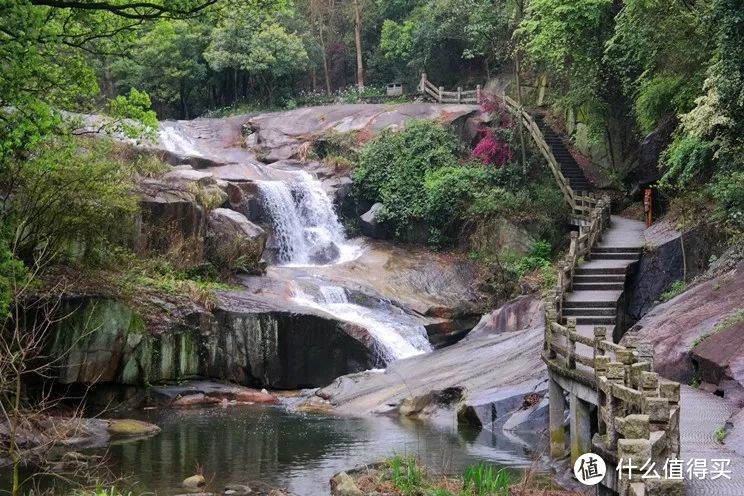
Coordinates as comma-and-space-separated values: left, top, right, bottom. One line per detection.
575, 266, 627, 275
590, 252, 640, 260
593, 247, 642, 253
563, 300, 616, 309
572, 282, 624, 291
573, 274, 625, 283
564, 307, 616, 317
574, 316, 617, 325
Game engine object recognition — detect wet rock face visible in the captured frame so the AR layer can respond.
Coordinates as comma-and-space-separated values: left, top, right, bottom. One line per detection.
466, 294, 544, 339
48, 296, 382, 390
136, 179, 206, 257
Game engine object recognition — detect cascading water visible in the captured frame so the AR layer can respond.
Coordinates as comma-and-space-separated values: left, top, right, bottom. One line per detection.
158, 124, 204, 157
292, 284, 432, 362
257, 171, 359, 266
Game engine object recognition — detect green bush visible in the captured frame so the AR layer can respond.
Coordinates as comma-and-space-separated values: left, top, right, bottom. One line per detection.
2, 137, 142, 263
353, 120, 463, 243
0, 234, 28, 318
710, 169, 744, 228
635, 75, 696, 134
660, 136, 714, 190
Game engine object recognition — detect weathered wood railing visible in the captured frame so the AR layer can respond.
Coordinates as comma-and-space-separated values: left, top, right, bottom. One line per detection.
418, 73, 595, 219
418, 72, 482, 104
543, 199, 683, 496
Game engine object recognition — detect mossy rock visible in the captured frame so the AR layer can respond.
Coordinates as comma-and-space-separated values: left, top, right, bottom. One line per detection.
107, 419, 161, 437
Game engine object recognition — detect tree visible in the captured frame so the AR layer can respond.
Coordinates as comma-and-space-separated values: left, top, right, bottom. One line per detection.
351, 0, 366, 90
306, 0, 339, 94
204, 8, 309, 104
112, 20, 210, 118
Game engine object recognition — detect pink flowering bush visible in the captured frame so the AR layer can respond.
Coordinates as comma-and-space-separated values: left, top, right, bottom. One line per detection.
472, 128, 513, 166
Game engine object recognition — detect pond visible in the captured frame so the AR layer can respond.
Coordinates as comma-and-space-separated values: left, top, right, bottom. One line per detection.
98, 403, 543, 495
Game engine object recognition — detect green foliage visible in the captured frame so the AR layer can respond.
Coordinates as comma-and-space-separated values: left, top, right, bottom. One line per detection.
715, 426, 728, 444
634, 75, 694, 134
462, 463, 509, 496
660, 136, 714, 190
661, 280, 687, 302
353, 120, 462, 243
0, 235, 27, 319
711, 170, 744, 228
389, 455, 425, 495
106, 88, 159, 140
2, 137, 140, 263
380, 19, 414, 61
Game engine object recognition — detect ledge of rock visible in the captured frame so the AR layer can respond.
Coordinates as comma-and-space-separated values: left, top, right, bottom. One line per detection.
48, 294, 384, 391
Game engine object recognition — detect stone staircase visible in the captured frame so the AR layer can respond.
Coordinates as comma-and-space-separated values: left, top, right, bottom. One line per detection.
562, 216, 646, 370
533, 114, 593, 193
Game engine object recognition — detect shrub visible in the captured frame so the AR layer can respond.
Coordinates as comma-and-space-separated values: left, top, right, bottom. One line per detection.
710, 169, 744, 228
2, 136, 139, 263
471, 128, 513, 166
353, 120, 462, 241
660, 136, 714, 190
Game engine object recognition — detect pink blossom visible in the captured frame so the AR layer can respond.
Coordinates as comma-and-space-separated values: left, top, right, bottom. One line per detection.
472, 128, 513, 166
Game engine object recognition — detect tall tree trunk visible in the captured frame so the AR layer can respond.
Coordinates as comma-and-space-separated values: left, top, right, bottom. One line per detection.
514, 0, 527, 173
319, 28, 332, 94
353, 0, 364, 91
515, 53, 528, 173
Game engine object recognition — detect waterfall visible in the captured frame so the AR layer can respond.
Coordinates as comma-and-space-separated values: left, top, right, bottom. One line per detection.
293, 284, 432, 363
158, 124, 203, 157
257, 171, 358, 266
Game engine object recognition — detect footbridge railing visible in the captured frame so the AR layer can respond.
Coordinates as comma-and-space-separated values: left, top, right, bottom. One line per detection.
418, 73, 595, 221
544, 199, 683, 496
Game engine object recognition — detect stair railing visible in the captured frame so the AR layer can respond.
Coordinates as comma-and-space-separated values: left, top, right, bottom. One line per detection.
418, 73, 596, 218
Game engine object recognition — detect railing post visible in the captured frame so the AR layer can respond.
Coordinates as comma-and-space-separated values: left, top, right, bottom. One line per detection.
457, 86, 462, 103
476, 84, 481, 104
438, 86, 443, 103
419, 73, 426, 92
567, 317, 577, 369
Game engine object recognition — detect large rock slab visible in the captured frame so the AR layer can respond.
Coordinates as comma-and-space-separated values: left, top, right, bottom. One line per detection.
136, 179, 206, 257
205, 208, 267, 273
48, 295, 383, 390
622, 260, 744, 391
467, 294, 544, 339
245, 104, 481, 162
311, 293, 548, 437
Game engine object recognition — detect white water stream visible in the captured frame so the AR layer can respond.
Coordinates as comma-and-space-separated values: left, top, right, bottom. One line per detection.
292, 285, 432, 361
256, 171, 360, 266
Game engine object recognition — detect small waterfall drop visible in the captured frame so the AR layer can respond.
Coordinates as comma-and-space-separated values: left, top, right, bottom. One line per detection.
257, 171, 359, 266
293, 284, 432, 362
158, 124, 203, 157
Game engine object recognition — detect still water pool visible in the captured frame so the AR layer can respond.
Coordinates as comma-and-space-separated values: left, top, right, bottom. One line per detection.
98, 403, 543, 495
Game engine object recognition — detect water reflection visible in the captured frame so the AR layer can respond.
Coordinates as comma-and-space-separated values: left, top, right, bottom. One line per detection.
101, 404, 543, 495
